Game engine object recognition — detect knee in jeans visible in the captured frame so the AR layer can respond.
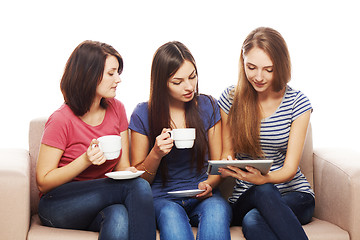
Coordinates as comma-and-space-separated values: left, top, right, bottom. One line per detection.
132, 178, 151, 192
202, 197, 231, 219
242, 209, 278, 240
242, 209, 262, 231
103, 204, 128, 225
100, 205, 129, 240
254, 183, 279, 198
129, 178, 153, 198
157, 201, 187, 222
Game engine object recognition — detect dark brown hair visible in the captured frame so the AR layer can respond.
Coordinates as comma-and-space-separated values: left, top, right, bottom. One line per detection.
60, 40, 123, 116
149, 41, 210, 183
228, 27, 291, 158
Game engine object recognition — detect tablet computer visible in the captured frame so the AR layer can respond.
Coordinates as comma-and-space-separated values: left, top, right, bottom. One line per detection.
207, 159, 274, 175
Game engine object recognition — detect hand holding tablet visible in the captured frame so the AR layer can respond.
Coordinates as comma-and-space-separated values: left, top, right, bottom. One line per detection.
207, 159, 274, 175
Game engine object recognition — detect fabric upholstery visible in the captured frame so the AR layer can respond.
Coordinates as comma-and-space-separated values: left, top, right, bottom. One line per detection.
313, 148, 360, 240
0, 118, 358, 240
0, 149, 30, 240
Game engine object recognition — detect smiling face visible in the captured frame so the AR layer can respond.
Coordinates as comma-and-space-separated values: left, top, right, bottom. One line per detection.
167, 60, 197, 106
96, 55, 121, 99
244, 47, 274, 95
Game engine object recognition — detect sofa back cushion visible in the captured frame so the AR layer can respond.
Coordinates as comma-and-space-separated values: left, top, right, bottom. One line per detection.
29, 117, 47, 215
299, 124, 314, 189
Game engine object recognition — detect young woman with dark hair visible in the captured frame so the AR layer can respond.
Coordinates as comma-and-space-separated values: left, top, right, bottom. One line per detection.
36, 40, 156, 240
129, 41, 231, 240
218, 27, 315, 240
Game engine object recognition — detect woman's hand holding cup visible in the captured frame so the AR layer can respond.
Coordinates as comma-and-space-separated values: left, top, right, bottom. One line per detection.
87, 139, 107, 165
153, 128, 174, 158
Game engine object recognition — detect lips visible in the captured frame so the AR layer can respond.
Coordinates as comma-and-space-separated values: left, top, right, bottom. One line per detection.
254, 81, 265, 88
183, 92, 194, 98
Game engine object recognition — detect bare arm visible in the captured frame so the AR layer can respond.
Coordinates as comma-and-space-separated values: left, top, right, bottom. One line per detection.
203, 120, 223, 187
265, 110, 311, 183
114, 129, 134, 171
220, 109, 235, 159
197, 120, 223, 198
130, 129, 173, 183
36, 139, 105, 193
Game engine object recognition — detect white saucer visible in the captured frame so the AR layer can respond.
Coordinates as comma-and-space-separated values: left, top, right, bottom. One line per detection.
105, 171, 145, 180
167, 189, 205, 197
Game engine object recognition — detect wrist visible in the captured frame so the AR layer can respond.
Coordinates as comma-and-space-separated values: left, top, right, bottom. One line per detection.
261, 174, 270, 185
141, 161, 156, 176
150, 148, 164, 160
201, 180, 213, 189
205, 175, 222, 188
83, 152, 93, 166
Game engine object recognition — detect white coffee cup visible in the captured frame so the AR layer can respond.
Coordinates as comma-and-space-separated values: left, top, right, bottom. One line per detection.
96, 135, 122, 160
168, 128, 196, 149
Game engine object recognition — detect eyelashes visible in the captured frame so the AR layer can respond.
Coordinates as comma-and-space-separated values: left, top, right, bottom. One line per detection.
246, 65, 273, 73
170, 74, 197, 85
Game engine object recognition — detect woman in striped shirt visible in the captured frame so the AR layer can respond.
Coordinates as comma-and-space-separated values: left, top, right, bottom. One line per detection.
218, 27, 315, 240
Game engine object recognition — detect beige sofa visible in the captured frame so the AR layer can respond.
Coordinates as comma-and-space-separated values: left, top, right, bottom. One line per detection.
0, 117, 359, 240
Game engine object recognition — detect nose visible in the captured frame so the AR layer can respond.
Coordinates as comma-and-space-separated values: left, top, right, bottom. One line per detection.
115, 73, 121, 83
255, 70, 263, 81
184, 79, 194, 91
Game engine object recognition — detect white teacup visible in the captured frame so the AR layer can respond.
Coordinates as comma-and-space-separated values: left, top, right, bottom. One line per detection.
97, 135, 122, 160
168, 128, 196, 149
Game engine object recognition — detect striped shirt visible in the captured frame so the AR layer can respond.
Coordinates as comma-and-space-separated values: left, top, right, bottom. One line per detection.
219, 85, 314, 203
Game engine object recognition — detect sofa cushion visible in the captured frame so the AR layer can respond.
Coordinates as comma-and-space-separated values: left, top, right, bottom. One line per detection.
29, 214, 348, 240
28, 215, 98, 240
303, 218, 349, 240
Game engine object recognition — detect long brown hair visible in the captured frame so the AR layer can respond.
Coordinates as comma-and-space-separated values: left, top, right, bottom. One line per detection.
228, 27, 291, 158
60, 40, 123, 116
149, 41, 209, 183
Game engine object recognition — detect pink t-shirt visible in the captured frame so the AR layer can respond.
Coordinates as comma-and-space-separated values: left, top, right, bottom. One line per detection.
41, 98, 128, 181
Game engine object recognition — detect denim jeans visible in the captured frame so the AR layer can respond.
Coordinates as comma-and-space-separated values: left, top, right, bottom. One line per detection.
38, 177, 156, 240
154, 191, 232, 240
231, 183, 315, 240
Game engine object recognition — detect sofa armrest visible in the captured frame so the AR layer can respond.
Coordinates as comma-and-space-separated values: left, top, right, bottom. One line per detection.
0, 148, 30, 240
313, 148, 360, 240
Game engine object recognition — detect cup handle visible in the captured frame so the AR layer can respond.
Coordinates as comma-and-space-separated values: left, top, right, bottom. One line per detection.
166, 130, 173, 139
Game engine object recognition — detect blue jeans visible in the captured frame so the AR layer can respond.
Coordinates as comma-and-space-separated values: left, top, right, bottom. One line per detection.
231, 183, 315, 240
38, 177, 156, 240
154, 191, 232, 240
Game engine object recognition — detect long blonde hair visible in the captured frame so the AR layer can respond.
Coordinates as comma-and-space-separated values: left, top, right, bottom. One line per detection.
228, 27, 291, 158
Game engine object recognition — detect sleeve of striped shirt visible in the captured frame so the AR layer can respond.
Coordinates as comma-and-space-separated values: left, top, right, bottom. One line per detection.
218, 85, 235, 114
292, 91, 313, 122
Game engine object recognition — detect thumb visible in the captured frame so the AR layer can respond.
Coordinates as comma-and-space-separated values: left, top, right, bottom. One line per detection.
89, 139, 99, 150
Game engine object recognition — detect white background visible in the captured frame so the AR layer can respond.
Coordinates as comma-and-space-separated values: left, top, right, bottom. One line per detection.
1, 0, 359, 153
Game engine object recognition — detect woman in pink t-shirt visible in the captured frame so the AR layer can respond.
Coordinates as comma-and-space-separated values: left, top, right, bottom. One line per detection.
36, 40, 156, 240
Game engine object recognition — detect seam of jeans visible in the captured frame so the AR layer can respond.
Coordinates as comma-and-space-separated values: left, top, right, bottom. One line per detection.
38, 213, 55, 227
